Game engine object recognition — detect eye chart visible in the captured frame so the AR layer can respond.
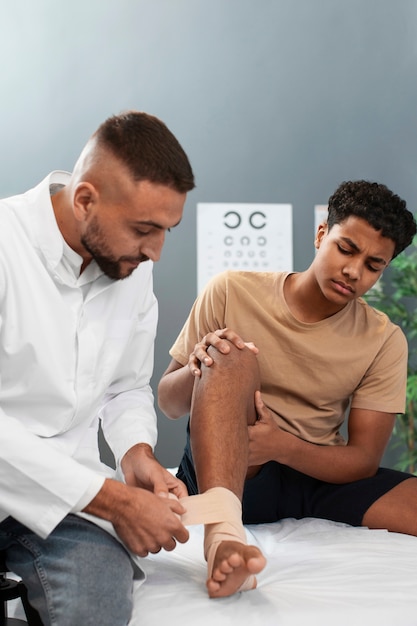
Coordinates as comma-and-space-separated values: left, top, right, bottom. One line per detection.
197, 203, 293, 293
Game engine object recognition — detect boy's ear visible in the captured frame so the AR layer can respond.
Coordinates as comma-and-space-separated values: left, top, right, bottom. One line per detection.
314, 222, 328, 249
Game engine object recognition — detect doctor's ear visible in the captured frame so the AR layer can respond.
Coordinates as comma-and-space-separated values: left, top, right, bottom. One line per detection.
314, 222, 328, 249
73, 182, 98, 222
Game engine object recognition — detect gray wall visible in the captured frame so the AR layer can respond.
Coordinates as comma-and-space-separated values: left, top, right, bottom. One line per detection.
1, 1, 416, 467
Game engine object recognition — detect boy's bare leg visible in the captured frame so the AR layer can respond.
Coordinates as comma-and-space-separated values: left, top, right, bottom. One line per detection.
190, 343, 266, 597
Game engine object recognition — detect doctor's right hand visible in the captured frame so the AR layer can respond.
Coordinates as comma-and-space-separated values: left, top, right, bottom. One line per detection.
83, 478, 189, 557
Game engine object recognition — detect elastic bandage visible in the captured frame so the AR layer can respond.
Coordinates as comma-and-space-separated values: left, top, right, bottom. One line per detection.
178, 487, 256, 592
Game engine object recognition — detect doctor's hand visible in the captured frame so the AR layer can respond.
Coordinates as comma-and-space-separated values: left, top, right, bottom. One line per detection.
84, 478, 189, 557
121, 443, 188, 499
188, 327, 258, 377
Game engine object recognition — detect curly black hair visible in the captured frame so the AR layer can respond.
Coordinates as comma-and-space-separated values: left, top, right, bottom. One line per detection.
327, 180, 416, 258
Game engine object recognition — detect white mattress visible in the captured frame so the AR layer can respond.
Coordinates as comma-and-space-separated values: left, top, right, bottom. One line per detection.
131, 517, 417, 626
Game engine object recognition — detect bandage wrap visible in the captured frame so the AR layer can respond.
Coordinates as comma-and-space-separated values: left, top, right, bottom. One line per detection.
179, 487, 256, 592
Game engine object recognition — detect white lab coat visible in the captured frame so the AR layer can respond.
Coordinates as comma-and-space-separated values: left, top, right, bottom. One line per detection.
0, 172, 158, 548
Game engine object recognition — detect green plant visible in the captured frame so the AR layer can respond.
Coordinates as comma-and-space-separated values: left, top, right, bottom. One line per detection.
365, 233, 417, 473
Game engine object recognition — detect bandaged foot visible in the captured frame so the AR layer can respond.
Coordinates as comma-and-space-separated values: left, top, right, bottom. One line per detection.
179, 487, 266, 598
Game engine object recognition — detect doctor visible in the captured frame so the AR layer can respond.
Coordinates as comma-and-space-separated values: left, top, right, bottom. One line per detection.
0, 111, 194, 625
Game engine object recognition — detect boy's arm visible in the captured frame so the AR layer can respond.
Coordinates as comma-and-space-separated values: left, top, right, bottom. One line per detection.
158, 358, 195, 420
249, 394, 395, 483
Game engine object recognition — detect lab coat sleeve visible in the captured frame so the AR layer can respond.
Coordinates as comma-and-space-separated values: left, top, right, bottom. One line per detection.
98, 275, 159, 466
0, 411, 104, 538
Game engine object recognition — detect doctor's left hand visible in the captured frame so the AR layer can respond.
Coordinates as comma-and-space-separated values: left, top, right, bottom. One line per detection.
121, 443, 188, 499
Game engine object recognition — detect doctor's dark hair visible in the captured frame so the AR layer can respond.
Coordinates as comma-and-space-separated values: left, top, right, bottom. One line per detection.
327, 180, 416, 258
93, 111, 195, 194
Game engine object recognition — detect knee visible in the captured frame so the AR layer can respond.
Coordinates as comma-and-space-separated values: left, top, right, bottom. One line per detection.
52, 550, 134, 626
75, 572, 133, 626
192, 342, 260, 422
206, 341, 260, 385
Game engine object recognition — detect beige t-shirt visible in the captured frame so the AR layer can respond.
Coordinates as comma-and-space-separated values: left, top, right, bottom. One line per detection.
170, 271, 407, 447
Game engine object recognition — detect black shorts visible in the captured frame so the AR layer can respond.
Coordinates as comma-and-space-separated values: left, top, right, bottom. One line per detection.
177, 423, 412, 527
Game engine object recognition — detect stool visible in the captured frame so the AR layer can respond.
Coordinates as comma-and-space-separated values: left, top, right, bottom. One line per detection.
0, 553, 43, 626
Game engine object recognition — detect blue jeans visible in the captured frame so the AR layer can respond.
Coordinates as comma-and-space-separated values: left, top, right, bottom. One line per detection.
0, 514, 135, 626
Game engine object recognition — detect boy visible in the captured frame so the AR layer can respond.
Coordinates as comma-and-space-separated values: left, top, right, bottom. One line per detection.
158, 180, 417, 598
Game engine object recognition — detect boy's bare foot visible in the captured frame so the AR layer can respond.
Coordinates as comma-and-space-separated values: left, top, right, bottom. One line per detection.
206, 540, 266, 598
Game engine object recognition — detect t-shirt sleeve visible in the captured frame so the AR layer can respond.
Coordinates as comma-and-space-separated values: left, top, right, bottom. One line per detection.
169, 272, 228, 365
350, 324, 408, 414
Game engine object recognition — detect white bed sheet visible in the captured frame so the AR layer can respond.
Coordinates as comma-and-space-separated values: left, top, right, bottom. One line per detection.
131, 517, 417, 626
